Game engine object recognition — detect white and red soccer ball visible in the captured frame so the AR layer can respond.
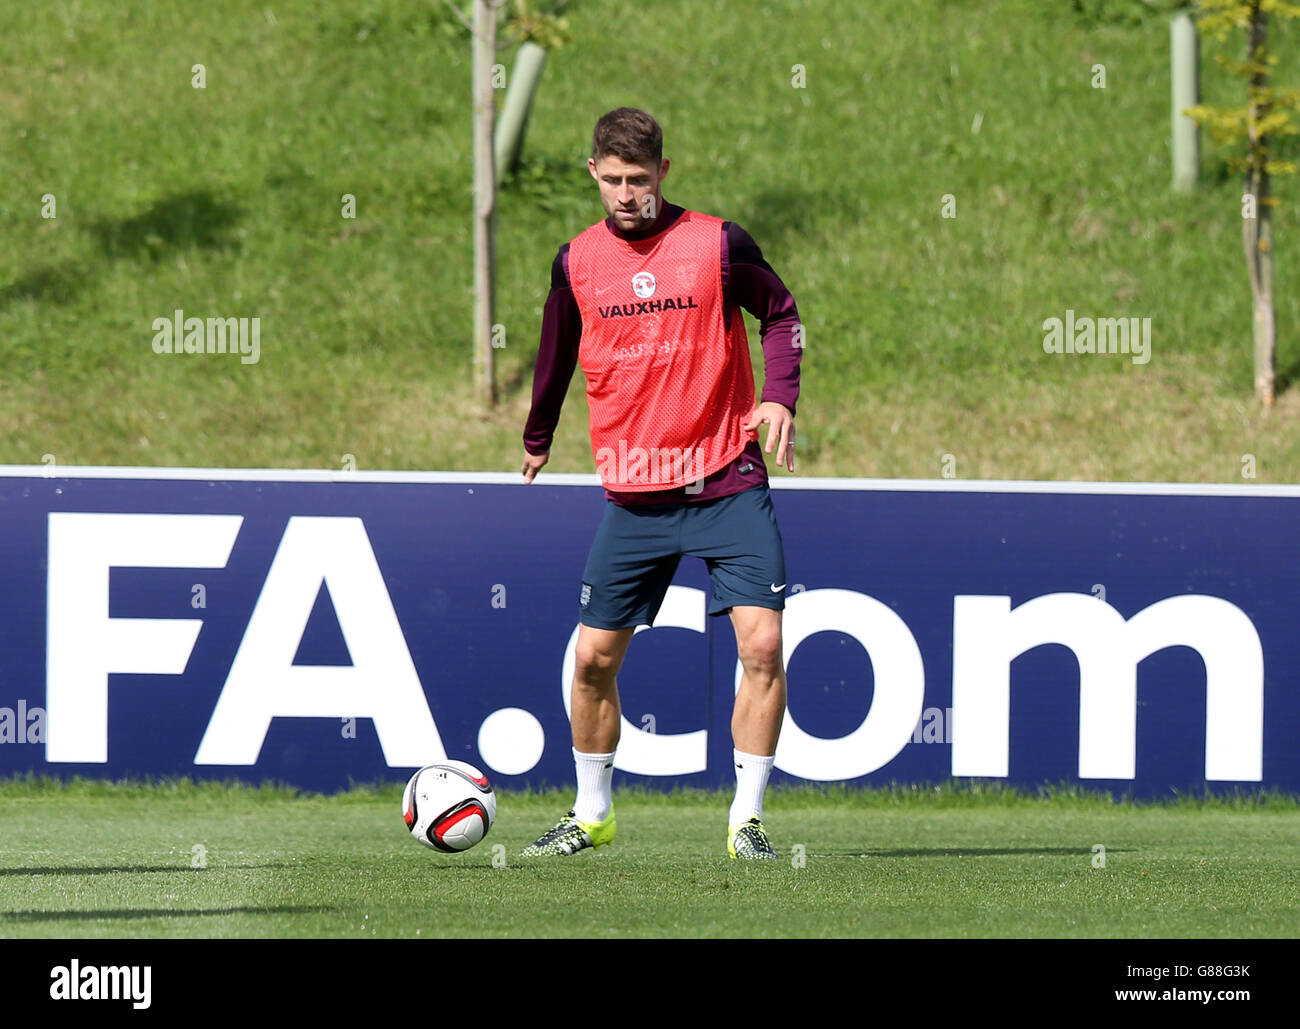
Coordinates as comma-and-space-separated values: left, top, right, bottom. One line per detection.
402, 761, 497, 853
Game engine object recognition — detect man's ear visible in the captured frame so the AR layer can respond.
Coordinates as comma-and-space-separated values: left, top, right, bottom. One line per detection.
588, 157, 599, 180
658, 158, 670, 182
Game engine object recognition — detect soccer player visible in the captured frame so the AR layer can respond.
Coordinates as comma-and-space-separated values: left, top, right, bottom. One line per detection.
519, 107, 803, 859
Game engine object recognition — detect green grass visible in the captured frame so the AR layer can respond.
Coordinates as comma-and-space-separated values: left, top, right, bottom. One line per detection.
2, 780, 1297, 938
2, 0, 1299, 481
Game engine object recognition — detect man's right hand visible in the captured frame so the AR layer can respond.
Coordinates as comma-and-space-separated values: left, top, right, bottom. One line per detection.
521, 449, 550, 484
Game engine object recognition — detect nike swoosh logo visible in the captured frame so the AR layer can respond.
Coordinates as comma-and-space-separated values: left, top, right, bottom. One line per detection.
770, 583, 785, 592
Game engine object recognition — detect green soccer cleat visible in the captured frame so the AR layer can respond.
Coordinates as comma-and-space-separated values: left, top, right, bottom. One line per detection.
728, 816, 779, 860
519, 809, 616, 857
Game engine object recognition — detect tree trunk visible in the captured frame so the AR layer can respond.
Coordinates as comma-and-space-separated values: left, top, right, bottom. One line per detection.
473, 0, 498, 408
1244, 3, 1275, 408
1250, 190, 1275, 408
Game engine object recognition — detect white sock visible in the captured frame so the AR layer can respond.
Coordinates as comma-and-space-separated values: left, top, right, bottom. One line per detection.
572, 749, 616, 823
729, 749, 775, 827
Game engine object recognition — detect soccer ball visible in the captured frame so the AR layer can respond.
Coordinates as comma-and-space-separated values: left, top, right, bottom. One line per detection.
402, 760, 497, 853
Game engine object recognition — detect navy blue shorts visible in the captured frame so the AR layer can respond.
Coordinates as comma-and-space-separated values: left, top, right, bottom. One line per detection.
578, 483, 787, 630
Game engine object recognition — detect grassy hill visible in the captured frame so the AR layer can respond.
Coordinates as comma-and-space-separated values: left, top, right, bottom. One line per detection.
2, 0, 1297, 481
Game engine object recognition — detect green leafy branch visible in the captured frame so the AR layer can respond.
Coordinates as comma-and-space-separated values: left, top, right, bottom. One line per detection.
1183, 0, 1300, 201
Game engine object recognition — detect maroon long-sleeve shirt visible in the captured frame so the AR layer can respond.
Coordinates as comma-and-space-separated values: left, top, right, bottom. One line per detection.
523, 201, 802, 505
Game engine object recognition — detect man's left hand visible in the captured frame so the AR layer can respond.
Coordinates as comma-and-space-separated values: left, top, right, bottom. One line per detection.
742, 402, 795, 473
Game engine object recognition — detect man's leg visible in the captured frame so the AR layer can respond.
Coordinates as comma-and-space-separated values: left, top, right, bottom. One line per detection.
569, 623, 636, 824
520, 621, 634, 857
520, 498, 676, 857
681, 484, 787, 858
730, 605, 787, 755
570, 623, 636, 753
728, 604, 786, 859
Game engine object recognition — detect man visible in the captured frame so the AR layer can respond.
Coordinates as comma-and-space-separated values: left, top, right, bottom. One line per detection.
519, 107, 802, 859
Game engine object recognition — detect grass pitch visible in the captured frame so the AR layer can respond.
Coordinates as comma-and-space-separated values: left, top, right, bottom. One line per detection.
0, 779, 1296, 939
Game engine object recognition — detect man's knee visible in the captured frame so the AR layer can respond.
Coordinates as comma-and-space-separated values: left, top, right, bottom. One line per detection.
737, 624, 784, 682
574, 628, 633, 686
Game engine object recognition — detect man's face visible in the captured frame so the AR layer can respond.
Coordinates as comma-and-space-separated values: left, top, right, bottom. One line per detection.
588, 154, 670, 231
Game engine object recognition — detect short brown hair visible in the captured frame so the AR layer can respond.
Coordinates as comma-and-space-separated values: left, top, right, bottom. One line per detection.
592, 108, 662, 165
